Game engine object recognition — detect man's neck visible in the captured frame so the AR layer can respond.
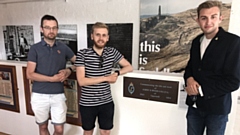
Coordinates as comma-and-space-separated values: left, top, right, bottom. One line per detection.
93, 45, 104, 56
44, 38, 55, 47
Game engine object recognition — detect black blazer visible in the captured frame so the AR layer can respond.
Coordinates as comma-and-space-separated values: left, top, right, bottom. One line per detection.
184, 27, 240, 115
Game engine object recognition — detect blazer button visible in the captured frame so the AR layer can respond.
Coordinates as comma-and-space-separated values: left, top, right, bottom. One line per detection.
198, 68, 201, 71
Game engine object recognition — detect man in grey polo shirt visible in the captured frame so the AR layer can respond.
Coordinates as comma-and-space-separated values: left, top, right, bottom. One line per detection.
26, 15, 76, 135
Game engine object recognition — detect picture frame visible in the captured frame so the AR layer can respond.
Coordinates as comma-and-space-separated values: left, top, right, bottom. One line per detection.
22, 67, 34, 115
0, 65, 19, 113
22, 67, 82, 126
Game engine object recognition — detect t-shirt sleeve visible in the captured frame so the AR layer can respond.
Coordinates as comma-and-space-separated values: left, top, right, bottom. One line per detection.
75, 49, 85, 67
112, 47, 123, 63
27, 45, 37, 63
65, 46, 75, 60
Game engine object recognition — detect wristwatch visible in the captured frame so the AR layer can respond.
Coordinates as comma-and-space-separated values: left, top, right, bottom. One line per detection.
114, 70, 120, 76
68, 67, 73, 72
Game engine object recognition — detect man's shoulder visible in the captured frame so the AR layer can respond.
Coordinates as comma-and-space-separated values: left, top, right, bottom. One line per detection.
56, 41, 68, 47
78, 48, 93, 55
31, 41, 43, 48
105, 47, 118, 52
222, 31, 240, 40
192, 33, 204, 43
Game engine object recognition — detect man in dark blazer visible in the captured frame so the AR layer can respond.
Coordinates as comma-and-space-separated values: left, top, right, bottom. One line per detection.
184, 1, 240, 135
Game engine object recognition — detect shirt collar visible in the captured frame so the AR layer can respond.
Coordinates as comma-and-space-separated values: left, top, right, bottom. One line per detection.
40, 38, 57, 46
91, 46, 107, 57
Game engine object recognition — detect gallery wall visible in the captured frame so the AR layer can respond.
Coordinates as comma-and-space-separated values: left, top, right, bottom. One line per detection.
0, 0, 140, 68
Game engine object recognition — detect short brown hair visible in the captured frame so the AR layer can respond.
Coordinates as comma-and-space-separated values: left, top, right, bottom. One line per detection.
91, 22, 109, 34
197, 1, 222, 18
41, 14, 58, 27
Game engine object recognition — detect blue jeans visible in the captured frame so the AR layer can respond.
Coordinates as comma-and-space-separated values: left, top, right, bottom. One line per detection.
186, 106, 228, 135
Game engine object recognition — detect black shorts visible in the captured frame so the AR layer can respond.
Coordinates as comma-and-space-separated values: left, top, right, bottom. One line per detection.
80, 102, 114, 130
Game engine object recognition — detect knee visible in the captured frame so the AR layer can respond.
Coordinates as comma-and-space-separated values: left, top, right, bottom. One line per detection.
100, 130, 111, 135
54, 130, 63, 135
84, 130, 94, 135
39, 123, 48, 130
54, 126, 64, 135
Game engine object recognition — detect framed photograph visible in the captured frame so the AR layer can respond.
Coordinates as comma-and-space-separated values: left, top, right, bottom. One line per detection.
0, 65, 19, 113
22, 67, 34, 115
63, 73, 82, 125
22, 67, 82, 126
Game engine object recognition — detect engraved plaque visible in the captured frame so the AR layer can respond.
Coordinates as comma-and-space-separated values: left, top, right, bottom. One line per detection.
124, 77, 179, 104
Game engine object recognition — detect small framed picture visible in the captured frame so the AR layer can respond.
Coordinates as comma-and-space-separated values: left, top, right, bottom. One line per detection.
0, 65, 19, 113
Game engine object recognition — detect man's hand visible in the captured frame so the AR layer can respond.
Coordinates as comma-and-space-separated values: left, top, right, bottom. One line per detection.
50, 74, 64, 82
50, 69, 71, 82
58, 69, 72, 82
185, 77, 200, 96
105, 73, 118, 83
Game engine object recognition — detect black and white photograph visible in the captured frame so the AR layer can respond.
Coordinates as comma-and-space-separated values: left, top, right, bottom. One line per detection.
87, 23, 133, 68
40, 24, 78, 56
3, 25, 34, 61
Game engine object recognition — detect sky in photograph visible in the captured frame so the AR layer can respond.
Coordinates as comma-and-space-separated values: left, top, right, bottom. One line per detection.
140, 0, 232, 15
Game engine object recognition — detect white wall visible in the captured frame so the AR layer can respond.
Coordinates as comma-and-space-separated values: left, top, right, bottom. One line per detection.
228, 0, 240, 35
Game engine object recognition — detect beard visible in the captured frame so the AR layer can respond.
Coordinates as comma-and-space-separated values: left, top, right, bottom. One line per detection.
93, 40, 106, 49
43, 33, 57, 41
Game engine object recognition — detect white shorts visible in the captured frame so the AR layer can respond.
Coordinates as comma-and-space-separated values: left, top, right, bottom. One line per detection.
31, 92, 67, 125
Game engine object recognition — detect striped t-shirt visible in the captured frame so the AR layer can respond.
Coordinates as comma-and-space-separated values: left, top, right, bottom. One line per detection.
75, 47, 123, 106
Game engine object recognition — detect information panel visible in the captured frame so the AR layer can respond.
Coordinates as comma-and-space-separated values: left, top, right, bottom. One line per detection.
124, 77, 179, 104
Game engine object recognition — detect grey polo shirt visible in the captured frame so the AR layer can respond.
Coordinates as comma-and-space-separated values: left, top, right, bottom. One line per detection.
27, 39, 74, 94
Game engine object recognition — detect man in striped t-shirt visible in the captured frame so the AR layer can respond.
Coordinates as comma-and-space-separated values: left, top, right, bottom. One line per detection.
75, 22, 133, 135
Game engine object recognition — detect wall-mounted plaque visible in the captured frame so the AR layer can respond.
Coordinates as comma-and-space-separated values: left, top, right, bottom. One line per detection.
124, 77, 179, 104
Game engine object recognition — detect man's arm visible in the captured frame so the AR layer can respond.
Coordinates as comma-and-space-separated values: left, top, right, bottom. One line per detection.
184, 38, 200, 96
115, 58, 133, 76
59, 55, 77, 81
68, 55, 76, 71
185, 77, 200, 96
76, 66, 110, 86
26, 61, 63, 82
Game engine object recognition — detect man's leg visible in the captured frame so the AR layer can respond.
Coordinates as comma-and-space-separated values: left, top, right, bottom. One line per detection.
31, 93, 51, 135
39, 123, 50, 135
83, 130, 94, 135
50, 94, 67, 135
80, 105, 98, 135
186, 106, 205, 135
98, 102, 114, 135
206, 114, 228, 135
53, 124, 64, 135
100, 129, 111, 135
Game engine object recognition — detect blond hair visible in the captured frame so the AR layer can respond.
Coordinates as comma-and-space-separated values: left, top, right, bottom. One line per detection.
91, 22, 109, 34
197, 1, 222, 17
